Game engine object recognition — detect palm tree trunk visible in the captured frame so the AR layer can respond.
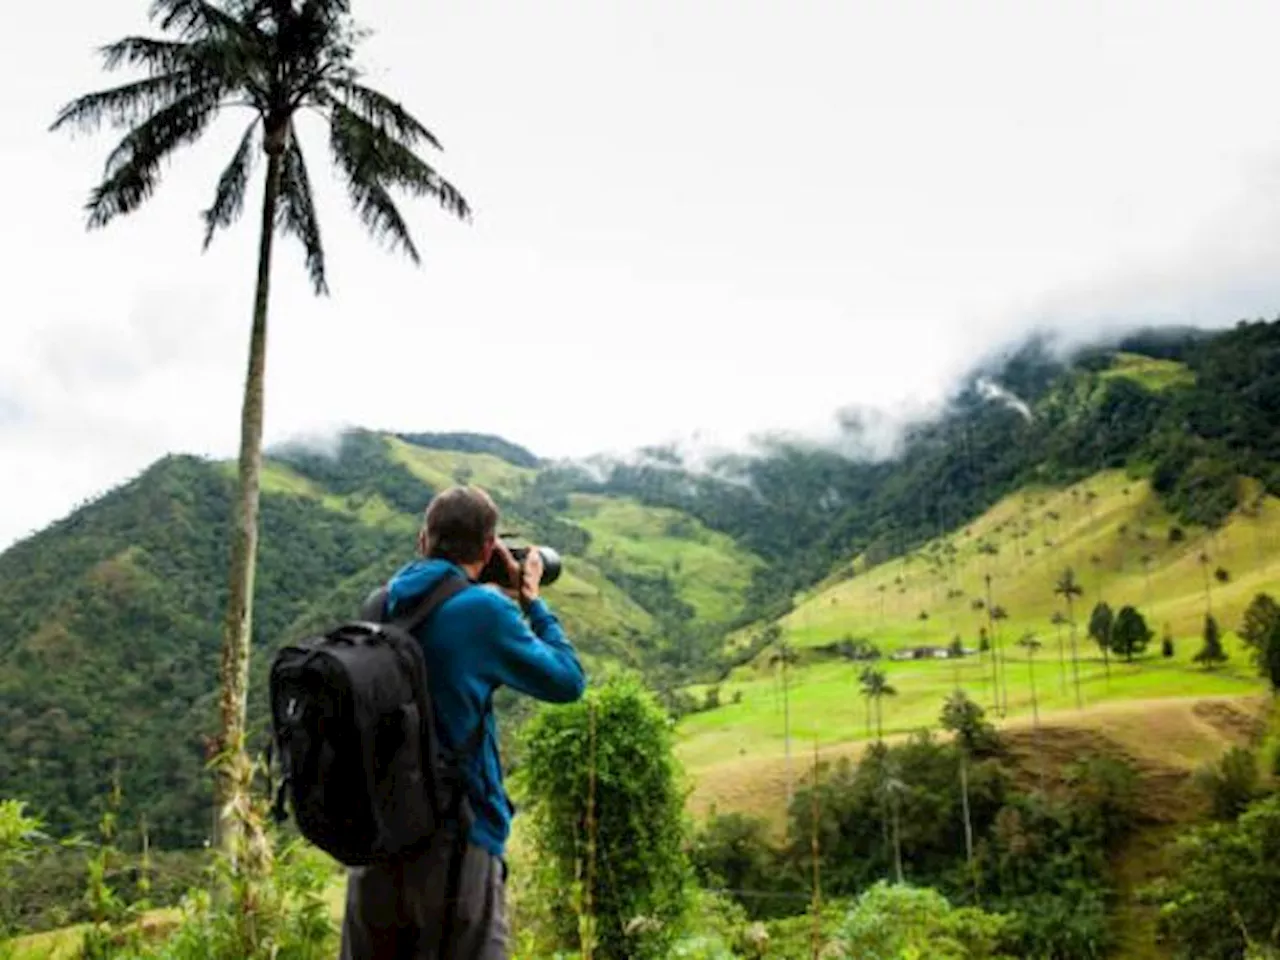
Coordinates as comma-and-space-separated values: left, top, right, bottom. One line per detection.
959, 748, 977, 902
1056, 622, 1066, 695
782, 649, 792, 809
1027, 653, 1038, 726
891, 790, 904, 885
214, 140, 284, 856
1068, 600, 1082, 710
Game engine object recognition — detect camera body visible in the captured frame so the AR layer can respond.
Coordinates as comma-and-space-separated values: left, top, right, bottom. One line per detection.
477, 539, 563, 589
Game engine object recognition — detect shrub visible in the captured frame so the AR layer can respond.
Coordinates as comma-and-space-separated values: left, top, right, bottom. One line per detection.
1154, 794, 1280, 959
704, 686, 721, 711
834, 882, 1012, 959
518, 674, 692, 960
690, 813, 781, 914
1196, 747, 1262, 821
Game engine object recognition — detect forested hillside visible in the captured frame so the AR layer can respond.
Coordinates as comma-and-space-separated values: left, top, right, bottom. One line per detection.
576, 322, 1280, 615
4, 318, 1280, 855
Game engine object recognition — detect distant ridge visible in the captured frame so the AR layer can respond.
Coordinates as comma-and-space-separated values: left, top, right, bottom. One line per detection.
393, 431, 541, 468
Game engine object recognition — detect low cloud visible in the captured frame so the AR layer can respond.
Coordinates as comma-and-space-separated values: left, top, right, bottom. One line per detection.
975, 377, 1033, 422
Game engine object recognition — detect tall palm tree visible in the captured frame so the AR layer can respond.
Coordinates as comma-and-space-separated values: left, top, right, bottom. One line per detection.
1017, 632, 1042, 726
991, 604, 1010, 715
858, 664, 874, 740
1198, 548, 1214, 615
1050, 610, 1068, 695
52, 0, 471, 855
1054, 568, 1085, 709
983, 571, 1001, 714
860, 667, 897, 742
768, 630, 795, 806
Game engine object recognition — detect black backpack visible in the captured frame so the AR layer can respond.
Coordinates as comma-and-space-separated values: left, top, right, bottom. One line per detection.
267, 574, 480, 866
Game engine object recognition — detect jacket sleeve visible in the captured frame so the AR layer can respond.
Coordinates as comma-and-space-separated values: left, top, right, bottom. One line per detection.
482, 594, 587, 703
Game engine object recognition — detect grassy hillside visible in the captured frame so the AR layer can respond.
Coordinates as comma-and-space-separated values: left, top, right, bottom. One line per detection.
676, 469, 1278, 814
564, 493, 761, 625
1100, 351, 1196, 392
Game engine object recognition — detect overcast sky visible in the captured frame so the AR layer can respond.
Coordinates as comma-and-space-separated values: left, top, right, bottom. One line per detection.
4, 0, 1280, 548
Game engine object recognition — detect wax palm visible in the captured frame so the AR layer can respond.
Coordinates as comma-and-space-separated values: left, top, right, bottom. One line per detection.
859, 667, 897, 742
1054, 568, 1085, 709
52, 0, 470, 854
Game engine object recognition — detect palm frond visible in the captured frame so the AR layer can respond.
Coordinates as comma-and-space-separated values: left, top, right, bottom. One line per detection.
276, 123, 328, 293
329, 103, 470, 222
150, 0, 253, 41
100, 36, 194, 75
327, 81, 442, 150
50, 72, 209, 134
202, 119, 259, 248
329, 110, 420, 262
87, 90, 221, 228
103, 86, 222, 177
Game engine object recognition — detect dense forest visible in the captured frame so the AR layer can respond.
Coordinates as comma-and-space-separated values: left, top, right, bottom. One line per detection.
3, 319, 1280, 857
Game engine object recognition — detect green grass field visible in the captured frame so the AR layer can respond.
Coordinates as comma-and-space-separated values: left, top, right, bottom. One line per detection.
1099, 351, 1196, 392
681, 469, 1280, 788
676, 631, 1263, 772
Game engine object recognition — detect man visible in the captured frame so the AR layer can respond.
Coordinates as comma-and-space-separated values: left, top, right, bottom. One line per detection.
340, 485, 587, 960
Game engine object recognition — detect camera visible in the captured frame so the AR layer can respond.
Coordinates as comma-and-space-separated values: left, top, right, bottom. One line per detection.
478, 537, 563, 589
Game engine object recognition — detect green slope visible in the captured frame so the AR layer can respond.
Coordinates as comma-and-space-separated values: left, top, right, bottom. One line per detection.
1100, 350, 1196, 392
387, 435, 534, 499
565, 493, 762, 625
678, 469, 1277, 777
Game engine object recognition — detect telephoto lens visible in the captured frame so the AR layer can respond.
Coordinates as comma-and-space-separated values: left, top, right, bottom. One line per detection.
478, 540, 562, 588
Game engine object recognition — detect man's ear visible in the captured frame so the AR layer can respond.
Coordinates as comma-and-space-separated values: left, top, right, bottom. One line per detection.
416, 529, 428, 557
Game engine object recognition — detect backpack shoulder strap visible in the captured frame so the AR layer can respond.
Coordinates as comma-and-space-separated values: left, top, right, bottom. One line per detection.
389, 574, 472, 635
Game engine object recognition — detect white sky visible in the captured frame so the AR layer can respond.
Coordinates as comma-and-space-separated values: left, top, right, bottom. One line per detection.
5, 0, 1280, 548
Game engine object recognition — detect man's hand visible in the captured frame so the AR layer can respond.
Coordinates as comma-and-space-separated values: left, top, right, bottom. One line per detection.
495, 541, 541, 607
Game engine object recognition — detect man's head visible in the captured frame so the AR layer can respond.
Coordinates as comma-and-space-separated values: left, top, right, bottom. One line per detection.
419, 485, 501, 570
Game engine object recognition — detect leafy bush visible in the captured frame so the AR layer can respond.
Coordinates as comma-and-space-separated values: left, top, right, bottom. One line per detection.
1153, 793, 1280, 960
0, 800, 45, 937
126, 839, 337, 960
690, 812, 787, 917
518, 674, 692, 960
996, 890, 1109, 960
1064, 753, 1141, 844
1196, 747, 1262, 821
833, 882, 1013, 959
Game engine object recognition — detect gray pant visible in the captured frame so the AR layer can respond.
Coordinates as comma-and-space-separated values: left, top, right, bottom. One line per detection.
338, 834, 509, 960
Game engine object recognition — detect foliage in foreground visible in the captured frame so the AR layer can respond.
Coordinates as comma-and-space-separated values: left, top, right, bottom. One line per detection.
833, 882, 1013, 959
1153, 791, 1280, 960
0, 801, 45, 942
517, 674, 693, 960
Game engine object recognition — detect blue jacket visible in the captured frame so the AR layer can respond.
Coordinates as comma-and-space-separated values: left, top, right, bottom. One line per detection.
384, 557, 586, 858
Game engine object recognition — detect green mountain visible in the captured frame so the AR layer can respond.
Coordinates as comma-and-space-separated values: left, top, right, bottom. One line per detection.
0, 431, 759, 846
5, 317, 1280, 851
